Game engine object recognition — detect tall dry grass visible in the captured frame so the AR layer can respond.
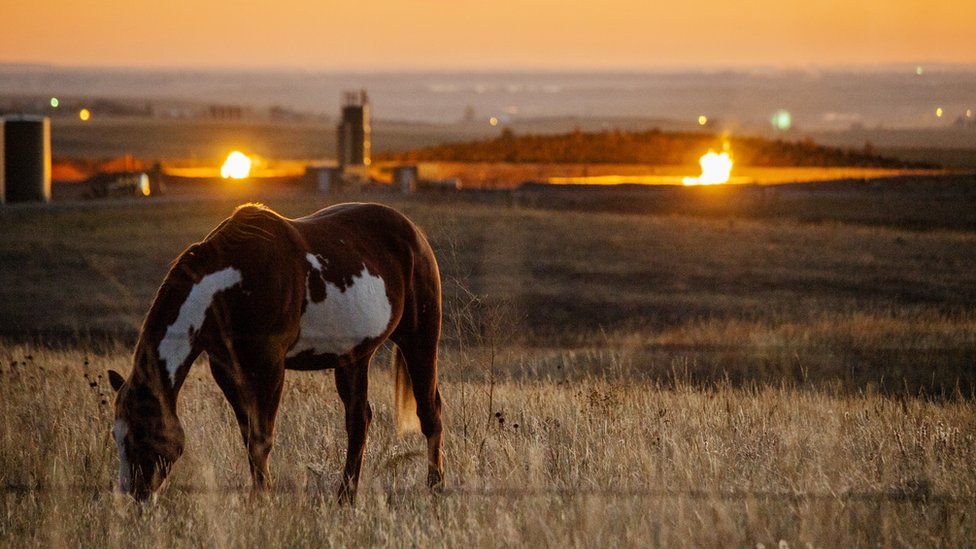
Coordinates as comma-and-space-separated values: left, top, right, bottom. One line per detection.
2, 194, 976, 546
1, 344, 973, 547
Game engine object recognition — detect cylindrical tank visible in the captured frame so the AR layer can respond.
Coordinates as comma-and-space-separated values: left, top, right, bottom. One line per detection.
0, 119, 5, 205
3, 115, 52, 203
393, 165, 418, 194
305, 165, 342, 194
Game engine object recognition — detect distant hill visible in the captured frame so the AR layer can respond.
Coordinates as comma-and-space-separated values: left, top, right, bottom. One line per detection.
380, 128, 931, 168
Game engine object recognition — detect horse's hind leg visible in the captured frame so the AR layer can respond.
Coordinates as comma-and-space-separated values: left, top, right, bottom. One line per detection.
335, 356, 372, 504
397, 338, 444, 489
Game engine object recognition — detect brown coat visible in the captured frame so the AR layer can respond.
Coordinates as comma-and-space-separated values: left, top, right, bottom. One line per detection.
110, 202, 443, 501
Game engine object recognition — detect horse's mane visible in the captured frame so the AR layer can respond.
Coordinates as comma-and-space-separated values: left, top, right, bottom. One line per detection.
203, 203, 280, 248
172, 203, 294, 273
146, 204, 300, 328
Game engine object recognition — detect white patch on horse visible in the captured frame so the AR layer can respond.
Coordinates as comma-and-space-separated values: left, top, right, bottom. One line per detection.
288, 254, 392, 358
305, 252, 325, 271
158, 267, 242, 384
114, 418, 131, 493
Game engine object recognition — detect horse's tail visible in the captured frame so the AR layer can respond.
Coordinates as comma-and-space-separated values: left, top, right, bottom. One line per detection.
392, 344, 421, 434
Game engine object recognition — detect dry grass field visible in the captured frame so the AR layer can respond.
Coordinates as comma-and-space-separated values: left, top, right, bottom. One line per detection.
1, 345, 974, 547
1, 190, 975, 546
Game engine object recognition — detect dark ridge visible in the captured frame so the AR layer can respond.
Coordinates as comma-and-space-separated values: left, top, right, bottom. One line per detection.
379, 128, 935, 168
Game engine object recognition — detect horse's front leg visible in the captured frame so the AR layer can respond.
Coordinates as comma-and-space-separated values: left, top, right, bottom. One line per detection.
209, 353, 285, 493
334, 356, 372, 504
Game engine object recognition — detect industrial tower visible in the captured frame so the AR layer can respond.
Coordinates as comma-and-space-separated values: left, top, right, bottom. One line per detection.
337, 89, 370, 180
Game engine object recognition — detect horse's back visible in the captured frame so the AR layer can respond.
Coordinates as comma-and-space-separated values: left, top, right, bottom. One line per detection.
293, 202, 403, 225
293, 203, 422, 243
292, 202, 435, 275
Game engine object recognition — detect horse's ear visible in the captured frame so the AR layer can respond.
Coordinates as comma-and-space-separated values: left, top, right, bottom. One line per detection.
108, 370, 125, 392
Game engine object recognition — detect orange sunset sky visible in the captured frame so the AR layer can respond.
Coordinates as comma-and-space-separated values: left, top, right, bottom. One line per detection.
1, 0, 974, 69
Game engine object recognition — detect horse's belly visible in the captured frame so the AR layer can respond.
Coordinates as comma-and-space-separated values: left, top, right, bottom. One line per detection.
286, 256, 393, 360
284, 352, 341, 370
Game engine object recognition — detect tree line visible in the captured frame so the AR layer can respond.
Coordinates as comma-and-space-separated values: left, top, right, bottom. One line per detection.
380, 128, 927, 168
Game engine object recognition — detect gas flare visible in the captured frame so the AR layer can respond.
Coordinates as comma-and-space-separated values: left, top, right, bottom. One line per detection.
220, 151, 252, 179
683, 148, 733, 186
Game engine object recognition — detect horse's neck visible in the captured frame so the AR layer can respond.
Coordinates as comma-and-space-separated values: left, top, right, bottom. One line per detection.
137, 281, 206, 398
142, 252, 239, 393
128, 337, 183, 411
138, 319, 205, 399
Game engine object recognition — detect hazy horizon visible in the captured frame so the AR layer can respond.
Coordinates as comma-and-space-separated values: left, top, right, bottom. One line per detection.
2, 0, 974, 70
3, 66, 974, 133
4, 61, 976, 74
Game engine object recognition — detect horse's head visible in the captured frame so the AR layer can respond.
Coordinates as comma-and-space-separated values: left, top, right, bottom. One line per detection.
108, 368, 185, 501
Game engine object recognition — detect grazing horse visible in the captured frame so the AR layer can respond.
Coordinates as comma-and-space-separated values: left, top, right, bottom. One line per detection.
107, 202, 444, 502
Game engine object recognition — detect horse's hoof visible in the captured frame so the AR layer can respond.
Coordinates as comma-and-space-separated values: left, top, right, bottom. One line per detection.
248, 486, 271, 503
427, 470, 445, 493
336, 485, 357, 505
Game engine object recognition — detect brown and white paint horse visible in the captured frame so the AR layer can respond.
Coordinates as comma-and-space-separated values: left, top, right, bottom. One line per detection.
107, 203, 443, 502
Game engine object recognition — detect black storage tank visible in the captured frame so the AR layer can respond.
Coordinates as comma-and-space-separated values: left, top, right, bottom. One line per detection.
3, 115, 51, 203
0, 118, 4, 204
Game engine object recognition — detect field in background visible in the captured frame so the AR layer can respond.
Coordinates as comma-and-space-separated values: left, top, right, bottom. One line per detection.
513, 174, 976, 232
1, 192, 975, 545
49, 117, 976, 170
2, 192, 976, 391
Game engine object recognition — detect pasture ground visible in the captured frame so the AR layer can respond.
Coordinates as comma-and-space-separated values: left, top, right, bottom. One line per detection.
2, 345, 974, 547
1, 189, 975, 546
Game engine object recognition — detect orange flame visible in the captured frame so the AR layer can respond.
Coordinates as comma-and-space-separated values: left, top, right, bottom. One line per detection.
220, 151, 252, 179
683, 147, 733, 186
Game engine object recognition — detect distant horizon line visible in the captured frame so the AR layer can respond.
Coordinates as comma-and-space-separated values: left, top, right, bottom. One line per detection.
3, 60, 976, 74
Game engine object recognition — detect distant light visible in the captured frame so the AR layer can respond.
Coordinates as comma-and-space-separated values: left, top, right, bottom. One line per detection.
138, 174, 151, 196
915, 66, 924, 76
489, 117, 498, 127
50, 97, 59, 108
79, 108, 91, 121
697, 115, 708, 126
967, 109, 973, 118
221, 151, 252, 179
771, 109, 792, 131
935, 107, 944, 118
